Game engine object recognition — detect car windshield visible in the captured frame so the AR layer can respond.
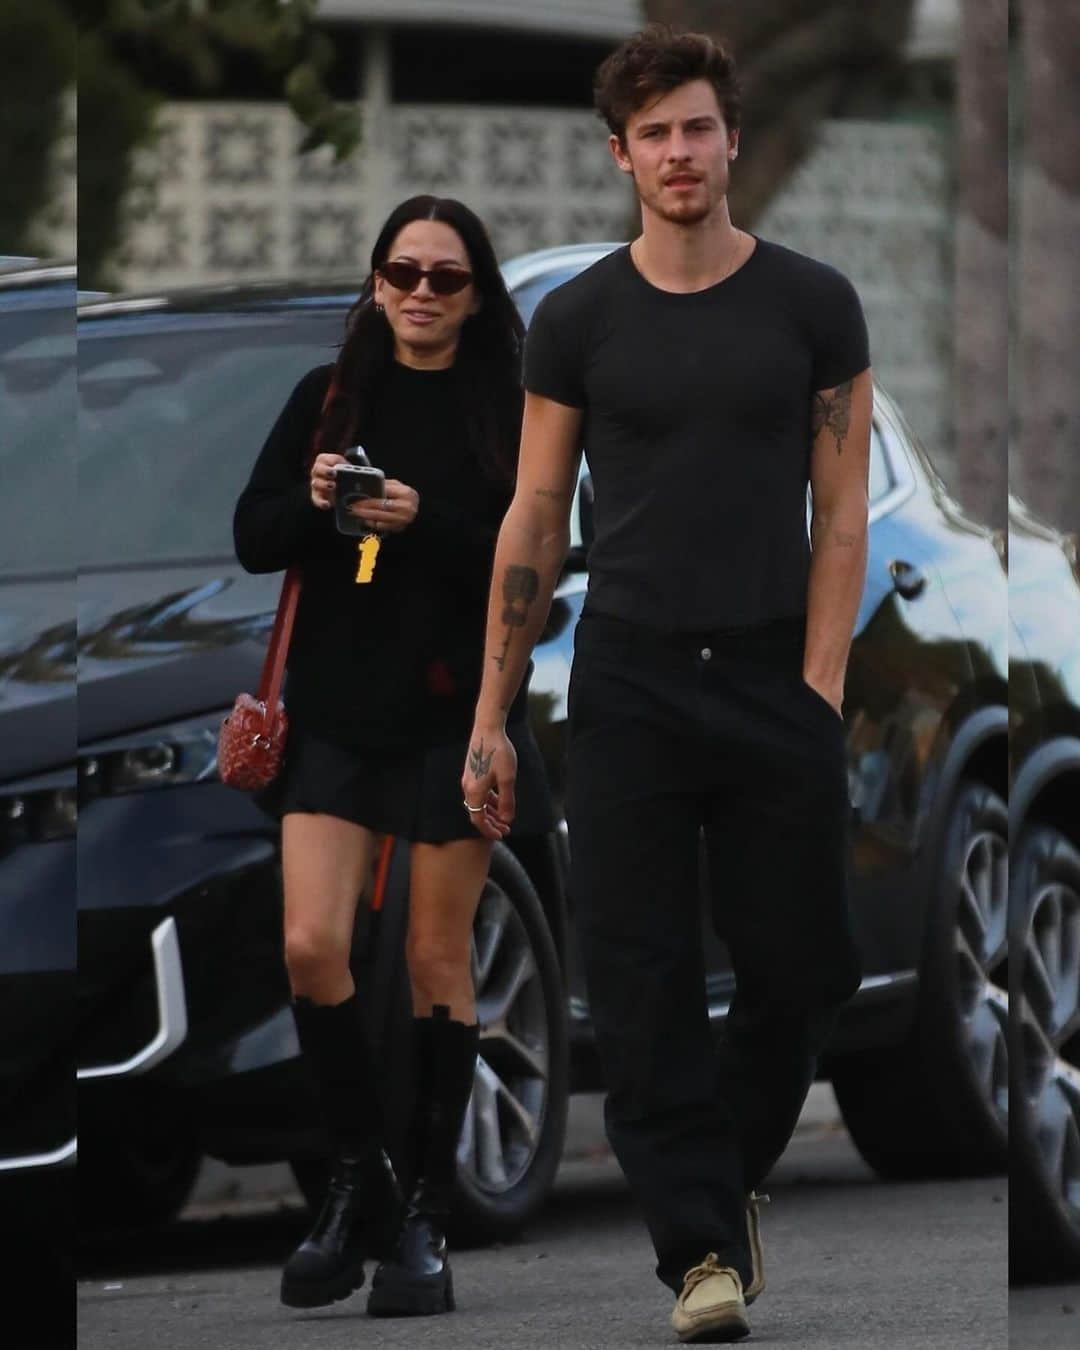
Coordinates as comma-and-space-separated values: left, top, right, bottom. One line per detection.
0, 281, 76, 576
77, 314, 341, 568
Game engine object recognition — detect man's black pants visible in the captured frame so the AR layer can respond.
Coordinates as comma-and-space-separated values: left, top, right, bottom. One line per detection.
565, 610, 863, 1293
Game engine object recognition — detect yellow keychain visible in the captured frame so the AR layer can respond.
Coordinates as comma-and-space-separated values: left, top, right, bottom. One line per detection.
355, 532, 381, 584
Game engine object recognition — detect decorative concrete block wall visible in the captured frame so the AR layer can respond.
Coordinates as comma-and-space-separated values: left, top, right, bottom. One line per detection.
110, 103, 952, 465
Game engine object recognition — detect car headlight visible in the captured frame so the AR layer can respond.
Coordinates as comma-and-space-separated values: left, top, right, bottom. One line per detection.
0, 783, 77, 845
79, 718, 221, 797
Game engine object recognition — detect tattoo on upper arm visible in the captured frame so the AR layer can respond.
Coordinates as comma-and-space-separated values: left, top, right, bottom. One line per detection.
494, 564, 540, 672
833, 530, 858, 548
534, 487, 564, 501
468, 739, 494, 779
810, 380, 853, 455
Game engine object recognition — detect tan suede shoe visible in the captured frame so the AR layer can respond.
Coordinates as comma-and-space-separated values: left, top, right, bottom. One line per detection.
671, 1253, 750, 1343
745, 1190, 770, 1305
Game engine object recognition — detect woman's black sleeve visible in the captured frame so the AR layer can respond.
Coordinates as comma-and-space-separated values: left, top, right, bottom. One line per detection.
233, 367, 334, 574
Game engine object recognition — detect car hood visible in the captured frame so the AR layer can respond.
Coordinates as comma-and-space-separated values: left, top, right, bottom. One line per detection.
77, 564, 281, 745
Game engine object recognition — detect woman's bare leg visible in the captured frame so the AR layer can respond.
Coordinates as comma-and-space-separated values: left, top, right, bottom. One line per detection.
281, 812, 377, 1005
405, 836, 493, 1022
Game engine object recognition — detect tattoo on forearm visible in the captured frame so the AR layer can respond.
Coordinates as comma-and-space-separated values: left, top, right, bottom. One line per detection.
468, 739, 493, 779
810, 380, 853, 455
811, 518, 862, 553
534, 487, 564, 501
494, 564, 540, 672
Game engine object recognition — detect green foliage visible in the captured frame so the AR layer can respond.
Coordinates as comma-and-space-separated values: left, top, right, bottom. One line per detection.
78, 30, 161, 288
76, 0, 359, 286
0, 0, 76, 259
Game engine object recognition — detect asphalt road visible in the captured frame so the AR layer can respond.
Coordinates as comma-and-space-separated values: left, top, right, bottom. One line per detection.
73, 1089, 1048, 1350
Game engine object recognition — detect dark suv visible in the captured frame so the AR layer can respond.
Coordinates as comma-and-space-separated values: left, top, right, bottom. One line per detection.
65, 245, 1017, 1247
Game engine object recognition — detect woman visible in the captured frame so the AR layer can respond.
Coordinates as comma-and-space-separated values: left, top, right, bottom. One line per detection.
233, 196, 553, 1317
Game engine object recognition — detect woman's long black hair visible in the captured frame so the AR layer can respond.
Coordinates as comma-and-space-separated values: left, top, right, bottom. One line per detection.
320, 196, 526, 488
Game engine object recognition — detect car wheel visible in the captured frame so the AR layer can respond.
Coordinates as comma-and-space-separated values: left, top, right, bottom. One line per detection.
290, 844, 568, 1245
1008, 823, 1080, 1282
833, 779, 1009, 1177
79, 1087, 202, 1232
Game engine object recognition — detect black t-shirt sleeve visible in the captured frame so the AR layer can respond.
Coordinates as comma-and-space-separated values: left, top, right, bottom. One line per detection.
807, 268, 871, 392
522, 289, 587, 409
233, 365, 334, 573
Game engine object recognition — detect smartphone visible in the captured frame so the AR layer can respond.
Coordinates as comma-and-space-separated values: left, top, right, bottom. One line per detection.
332, 462, 386, 537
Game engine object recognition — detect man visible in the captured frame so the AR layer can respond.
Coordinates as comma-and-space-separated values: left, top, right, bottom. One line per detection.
463, 23, 870, 1344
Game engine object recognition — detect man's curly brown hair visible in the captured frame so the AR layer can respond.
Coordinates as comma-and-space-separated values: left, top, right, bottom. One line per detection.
593, 23, 741, 145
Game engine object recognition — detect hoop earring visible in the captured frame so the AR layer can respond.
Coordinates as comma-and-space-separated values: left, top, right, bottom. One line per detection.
375, 303, 384, 314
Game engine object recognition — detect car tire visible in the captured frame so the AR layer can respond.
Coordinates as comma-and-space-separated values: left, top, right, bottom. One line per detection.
79, 1087, 202, 1232
290, 844, 569, 1246
1008, 823, 1080, 1282
833, 779, 1009, 1178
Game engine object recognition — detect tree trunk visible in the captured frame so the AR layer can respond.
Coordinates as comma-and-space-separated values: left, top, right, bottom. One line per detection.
953, 0, 1008, 530
1015, 0, 1080, 531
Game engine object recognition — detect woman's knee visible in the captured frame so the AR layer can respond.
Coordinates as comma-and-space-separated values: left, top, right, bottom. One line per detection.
406, 933, 471, 998
284, 923, 350, 989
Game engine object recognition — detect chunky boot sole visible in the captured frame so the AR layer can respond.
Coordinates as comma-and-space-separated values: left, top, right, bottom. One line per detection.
366, 1263, 455, 1317
280, 1255, 366, 1309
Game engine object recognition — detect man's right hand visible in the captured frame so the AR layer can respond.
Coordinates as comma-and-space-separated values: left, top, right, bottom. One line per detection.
461, 726, 517, 841
310, 452, 347, 509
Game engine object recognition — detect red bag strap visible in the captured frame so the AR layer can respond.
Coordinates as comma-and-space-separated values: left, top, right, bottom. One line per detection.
255, 373, 339, 715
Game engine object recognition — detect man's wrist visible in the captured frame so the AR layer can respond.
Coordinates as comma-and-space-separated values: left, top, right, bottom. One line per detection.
471, 705, 508, 735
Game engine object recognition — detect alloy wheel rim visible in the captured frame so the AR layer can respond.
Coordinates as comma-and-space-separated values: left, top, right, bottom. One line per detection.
1020, 869, 1080, 1219
458, 879, 550, 1195
953, 824, 1009, 1125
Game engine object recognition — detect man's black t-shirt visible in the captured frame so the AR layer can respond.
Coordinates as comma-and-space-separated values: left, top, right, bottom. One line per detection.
523, 237, 870, 631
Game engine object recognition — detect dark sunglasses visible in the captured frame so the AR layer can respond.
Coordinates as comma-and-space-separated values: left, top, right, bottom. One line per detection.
379, 261, 473, 296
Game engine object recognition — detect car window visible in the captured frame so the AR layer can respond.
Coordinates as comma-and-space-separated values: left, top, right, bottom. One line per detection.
0, 282, 76, 575
77, 314, 343, 568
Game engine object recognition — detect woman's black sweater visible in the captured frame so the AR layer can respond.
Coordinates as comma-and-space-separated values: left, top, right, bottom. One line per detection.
233, 360, 527, 750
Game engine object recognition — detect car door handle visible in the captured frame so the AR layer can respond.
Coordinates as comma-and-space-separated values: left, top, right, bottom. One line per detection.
888, 559, 927, 600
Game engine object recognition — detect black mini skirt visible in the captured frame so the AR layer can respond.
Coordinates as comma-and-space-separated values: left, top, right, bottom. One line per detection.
253, 718, 555, 844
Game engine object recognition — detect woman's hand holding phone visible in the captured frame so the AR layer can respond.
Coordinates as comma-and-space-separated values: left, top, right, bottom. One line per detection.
348, 479, 420, 535
309, 453, 347, 509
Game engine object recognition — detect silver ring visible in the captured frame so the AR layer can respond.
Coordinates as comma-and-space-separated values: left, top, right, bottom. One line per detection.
462, 800, 484, 814
383, 497, 392, 509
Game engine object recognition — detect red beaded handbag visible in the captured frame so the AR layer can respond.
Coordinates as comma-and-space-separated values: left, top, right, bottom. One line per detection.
218, 376, 338, 791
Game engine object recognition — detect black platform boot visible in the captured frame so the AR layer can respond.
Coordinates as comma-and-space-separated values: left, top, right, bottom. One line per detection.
280, 992, 404, 1309
367, 1006, 479, 1317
